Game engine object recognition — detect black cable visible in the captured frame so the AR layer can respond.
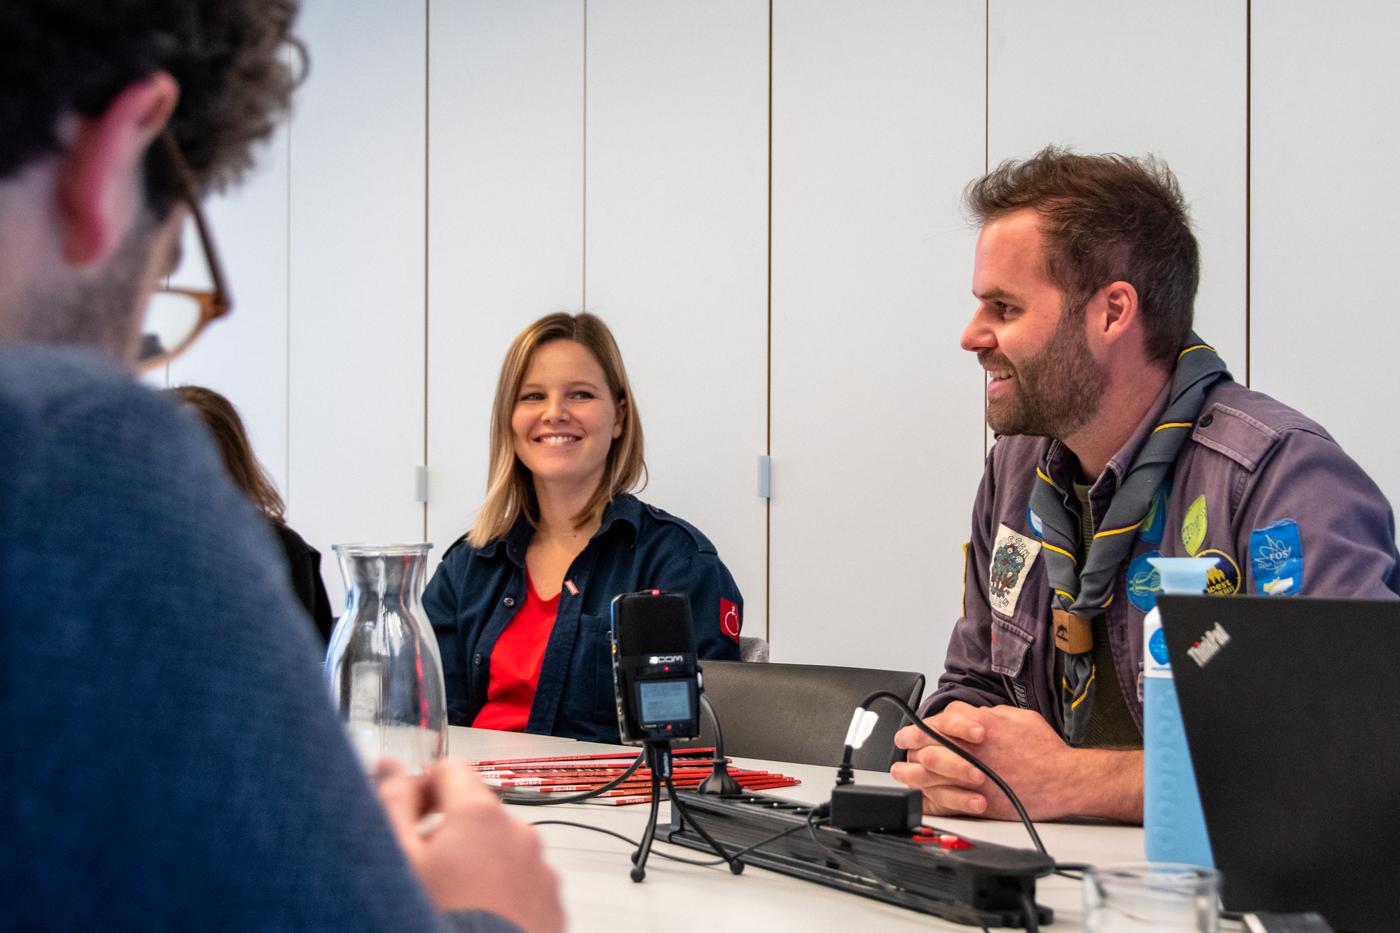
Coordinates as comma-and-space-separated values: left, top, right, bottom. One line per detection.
695, 692, 744, 795
497, 751, 645, 806
1053, 860, 1090, 881
700, 691, 726, 751
801, 810, 901, 896
664, 769, 743, 874
727, 820, 810, 861
1019, 888, 1040, 933
531, 813, 819, 868
529, 820, 728, 867
845, 690, 1048, 857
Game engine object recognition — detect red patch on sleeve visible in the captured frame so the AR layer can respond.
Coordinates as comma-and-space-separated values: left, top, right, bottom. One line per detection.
720, 598, 740, 644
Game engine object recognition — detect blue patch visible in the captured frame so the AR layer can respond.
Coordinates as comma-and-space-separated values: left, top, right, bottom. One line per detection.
1148, 627, 1170, 665
1138, 482, 1170, 546
1250, 519, 1304, 596
1027, 507, 1045, 537
1198, 548, 1241, 596
1127, 550, 1164, 612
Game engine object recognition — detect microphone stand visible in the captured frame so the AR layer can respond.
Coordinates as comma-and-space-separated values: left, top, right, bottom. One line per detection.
696, 692, 744, 797
629, 740, 743, 882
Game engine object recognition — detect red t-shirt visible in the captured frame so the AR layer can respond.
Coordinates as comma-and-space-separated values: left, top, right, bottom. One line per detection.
471, 569, 560, 732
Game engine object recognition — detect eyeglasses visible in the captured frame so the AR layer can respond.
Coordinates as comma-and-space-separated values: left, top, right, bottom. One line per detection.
136, 131, 233, 371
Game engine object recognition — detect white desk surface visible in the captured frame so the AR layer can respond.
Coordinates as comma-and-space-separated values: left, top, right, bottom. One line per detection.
447, 729, 1149, 931
446, 724, 576, 759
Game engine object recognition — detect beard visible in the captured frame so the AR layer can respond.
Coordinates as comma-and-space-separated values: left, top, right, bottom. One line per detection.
14, 210, 160, 365
982, 307, 1107, 439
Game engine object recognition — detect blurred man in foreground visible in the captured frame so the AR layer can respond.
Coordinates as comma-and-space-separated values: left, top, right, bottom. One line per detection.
0, 4, 560, 930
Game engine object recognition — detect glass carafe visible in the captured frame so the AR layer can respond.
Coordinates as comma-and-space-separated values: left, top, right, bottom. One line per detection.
325, 543, 447, 772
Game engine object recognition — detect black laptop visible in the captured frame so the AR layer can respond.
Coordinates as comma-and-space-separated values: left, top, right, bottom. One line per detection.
1157, 595, 1400, 933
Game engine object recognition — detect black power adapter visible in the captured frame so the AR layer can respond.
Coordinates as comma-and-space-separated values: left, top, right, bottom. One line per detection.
829, 785, 923, 833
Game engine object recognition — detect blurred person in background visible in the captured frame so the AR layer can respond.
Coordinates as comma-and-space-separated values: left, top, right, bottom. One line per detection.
169, 384, 336, 644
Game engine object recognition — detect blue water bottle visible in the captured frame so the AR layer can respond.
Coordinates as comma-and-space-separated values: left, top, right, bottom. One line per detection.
1143, 556, 1218, 866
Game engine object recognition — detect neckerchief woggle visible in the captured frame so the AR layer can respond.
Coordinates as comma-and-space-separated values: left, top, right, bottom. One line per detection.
1028, 333, 1230, 745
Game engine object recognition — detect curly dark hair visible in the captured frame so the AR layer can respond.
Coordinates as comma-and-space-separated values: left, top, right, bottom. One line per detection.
965, 146, 1199, 366
0, 0, 302, 217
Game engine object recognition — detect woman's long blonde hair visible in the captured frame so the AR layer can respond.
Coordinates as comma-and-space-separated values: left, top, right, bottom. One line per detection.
467, 312, 645, 547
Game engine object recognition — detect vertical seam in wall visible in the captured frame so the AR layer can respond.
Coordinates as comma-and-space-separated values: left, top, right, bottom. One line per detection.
982, 0, 991, 458
284, 48, 295, 511
423, 0, 431, 540
582, 0, 589, 310
765, 0, 773, 645
1245, 0, 1252, 387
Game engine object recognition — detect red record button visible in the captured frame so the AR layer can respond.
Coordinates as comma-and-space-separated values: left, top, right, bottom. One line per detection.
937, 834, 973, 850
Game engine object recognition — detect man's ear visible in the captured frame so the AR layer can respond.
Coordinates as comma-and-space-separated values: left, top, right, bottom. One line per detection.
57, 72, 179, 266
1089, 279, 1141, 350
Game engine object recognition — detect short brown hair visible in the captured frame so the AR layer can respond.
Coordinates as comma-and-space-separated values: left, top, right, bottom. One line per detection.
0, 1, 303, 217
169, 384, 286, 522
468, 312, 646, 548
965, 146, 1199, 365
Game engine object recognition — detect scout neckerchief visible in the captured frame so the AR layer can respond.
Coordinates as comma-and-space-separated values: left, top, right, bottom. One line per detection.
1029, 334, 1230, 745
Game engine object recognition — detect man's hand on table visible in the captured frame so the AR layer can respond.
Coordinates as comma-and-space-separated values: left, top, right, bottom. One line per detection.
376, 758, 565, 933
890, 700, 1144, 824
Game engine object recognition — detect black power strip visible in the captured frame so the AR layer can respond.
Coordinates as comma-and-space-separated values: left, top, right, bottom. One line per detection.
666, 790, 1054, 928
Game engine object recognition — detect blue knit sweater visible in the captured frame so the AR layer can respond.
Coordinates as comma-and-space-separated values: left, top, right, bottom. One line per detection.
0, 346, 516, 932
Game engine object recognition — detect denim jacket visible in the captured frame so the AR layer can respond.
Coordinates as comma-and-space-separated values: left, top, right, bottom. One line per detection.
425, 493, 742, 742
930, 378, 1400, 735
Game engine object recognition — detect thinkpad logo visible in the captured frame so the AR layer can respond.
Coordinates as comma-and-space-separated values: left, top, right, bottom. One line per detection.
1187, 622, 1232, 668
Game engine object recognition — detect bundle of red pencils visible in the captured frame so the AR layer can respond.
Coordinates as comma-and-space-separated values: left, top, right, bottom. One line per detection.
470, 748, 800, 805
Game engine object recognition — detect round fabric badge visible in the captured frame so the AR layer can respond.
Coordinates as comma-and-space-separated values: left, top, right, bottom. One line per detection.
1127, 550, 1164, 613
1197, 548, 1241, 596
1148, 626, 1171, 665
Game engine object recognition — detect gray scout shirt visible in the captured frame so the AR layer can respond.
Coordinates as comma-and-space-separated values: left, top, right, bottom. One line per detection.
929, 378, 1400, 737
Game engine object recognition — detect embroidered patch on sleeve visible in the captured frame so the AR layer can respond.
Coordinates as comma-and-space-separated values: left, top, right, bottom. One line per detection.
1127, 549, 1164, 612
1249, 519, 1303, 596
989, 523, 1041, 616
1139, 482, 1170, 546
1181, 493, 1208, 557
720, 598, 741, 644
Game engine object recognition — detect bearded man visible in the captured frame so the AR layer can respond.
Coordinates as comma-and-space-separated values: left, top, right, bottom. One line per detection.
892, 148, 1399, 822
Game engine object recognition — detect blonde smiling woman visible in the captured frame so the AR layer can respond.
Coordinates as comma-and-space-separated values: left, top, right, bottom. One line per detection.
424, 312, 743, 742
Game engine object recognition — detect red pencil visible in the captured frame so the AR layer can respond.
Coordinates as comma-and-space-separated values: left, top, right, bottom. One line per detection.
470, 748, 714, 767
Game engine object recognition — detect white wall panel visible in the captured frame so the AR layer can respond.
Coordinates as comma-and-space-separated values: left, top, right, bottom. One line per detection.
164, 126, 291, 499
988, 0, 1249, 376
289, 0, 428, 605
1252, 2, 1400, 512
770, 0, 986, 677
426, 0, 585, 564
584, 0, 770, 634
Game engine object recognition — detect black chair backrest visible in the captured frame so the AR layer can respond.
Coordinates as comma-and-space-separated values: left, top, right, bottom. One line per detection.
686, 660, 925, 770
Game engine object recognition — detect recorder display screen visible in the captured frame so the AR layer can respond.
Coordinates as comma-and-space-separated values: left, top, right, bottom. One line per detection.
636, 679, 694, 724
